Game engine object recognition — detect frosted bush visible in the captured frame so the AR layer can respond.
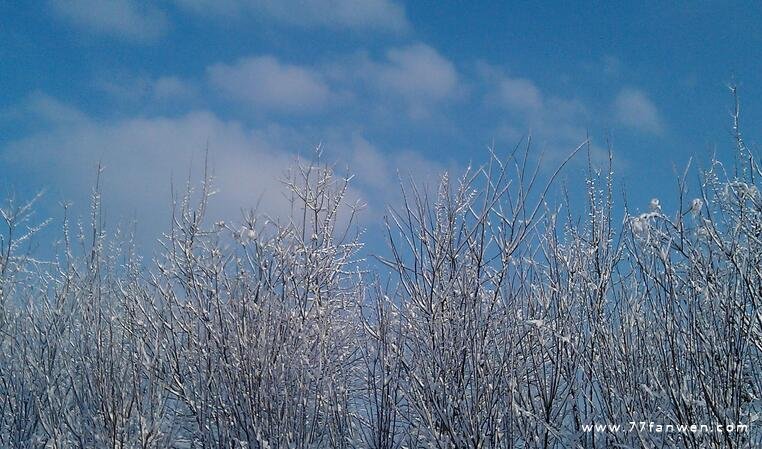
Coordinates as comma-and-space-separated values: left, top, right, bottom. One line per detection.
0, 133, 759, 448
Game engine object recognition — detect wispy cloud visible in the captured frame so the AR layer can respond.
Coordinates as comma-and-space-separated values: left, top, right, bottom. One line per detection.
207, 56, 336, 114
204, 44, 459, 119
1, 94, 448, 245
173, 0, 409, 33
341, 43, 460, 118
2, 95, 305, 245
614, 88, 663, 134
481, 64, 589, 155
49, 0, 169, 42
494, 76, 543, 114
96, 73, 196, 104
477, 63, 626, 171
16, 91, 91, 126
370, 44, 459, 102
49, 0, 408, 43
335, 134, 447, 219
153, 76, 196, 100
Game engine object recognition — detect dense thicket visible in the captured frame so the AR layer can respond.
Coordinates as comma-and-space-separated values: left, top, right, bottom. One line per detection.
0, 132, 760, 448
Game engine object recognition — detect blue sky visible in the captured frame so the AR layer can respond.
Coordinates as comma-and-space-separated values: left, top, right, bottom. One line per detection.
2, 1, 762, 250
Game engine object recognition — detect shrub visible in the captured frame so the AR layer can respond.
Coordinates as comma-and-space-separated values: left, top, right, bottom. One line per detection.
0, 119, 760, 448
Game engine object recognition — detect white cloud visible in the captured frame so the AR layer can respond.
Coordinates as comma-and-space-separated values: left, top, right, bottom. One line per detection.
330, 44, 459, 118
614, 88, 663, 133
207, 56, 334, 113
482, 65, 589, 157
2, 95, 448, 247
495, 77, 543, 113
371, 44, 458, 103
173, 0, 409, 33
478, 64, 625, 171
153, 76, 196, 100
97, 74, 196, 103
49, 0, 168, 42
479, 64, 544, 115
142, 43, 457, 120
0, 95, 315, 247
20, 92, 91, 126
345, 135, 390, 191
336, 135, 447, 220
